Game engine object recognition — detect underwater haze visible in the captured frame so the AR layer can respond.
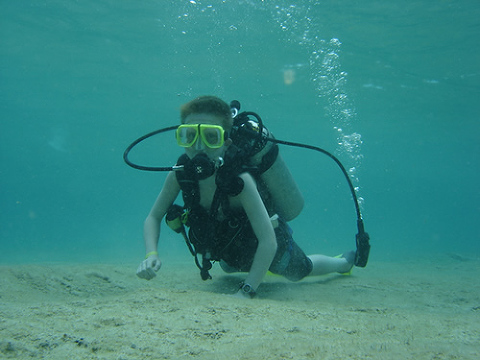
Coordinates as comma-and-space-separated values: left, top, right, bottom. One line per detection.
1, 0, 479, 264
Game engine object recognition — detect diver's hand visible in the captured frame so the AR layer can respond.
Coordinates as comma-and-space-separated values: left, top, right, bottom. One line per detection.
136, 255, 162, 280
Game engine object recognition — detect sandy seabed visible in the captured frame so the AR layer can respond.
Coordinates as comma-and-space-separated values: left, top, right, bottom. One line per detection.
0, 255, 479, 360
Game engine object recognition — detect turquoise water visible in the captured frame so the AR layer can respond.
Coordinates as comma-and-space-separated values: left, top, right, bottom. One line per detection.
1, 0, 479, 264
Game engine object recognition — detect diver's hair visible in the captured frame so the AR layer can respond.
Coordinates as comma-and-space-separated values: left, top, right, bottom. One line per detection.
180, 95, 233, 132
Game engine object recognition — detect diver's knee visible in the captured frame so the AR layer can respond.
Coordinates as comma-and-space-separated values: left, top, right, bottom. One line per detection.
219, 260, 238, 273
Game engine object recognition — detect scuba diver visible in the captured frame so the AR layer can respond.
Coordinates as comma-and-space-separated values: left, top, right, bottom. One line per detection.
131, 95, 370, 299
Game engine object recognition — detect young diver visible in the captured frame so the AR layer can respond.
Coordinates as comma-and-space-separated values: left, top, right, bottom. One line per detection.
136, 96, 355, 298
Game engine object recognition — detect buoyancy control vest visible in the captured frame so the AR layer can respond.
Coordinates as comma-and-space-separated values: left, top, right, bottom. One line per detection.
173, 146, 259, 279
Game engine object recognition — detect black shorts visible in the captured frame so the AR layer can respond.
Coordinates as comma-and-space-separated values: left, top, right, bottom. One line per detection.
221, 217, 313, 282
269, 218, 313, 281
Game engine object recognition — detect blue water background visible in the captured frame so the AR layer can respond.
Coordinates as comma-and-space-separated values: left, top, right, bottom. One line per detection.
1, 0, 479, 264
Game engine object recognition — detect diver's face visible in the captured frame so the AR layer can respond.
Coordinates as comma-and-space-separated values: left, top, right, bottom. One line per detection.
183, 113, 230, 160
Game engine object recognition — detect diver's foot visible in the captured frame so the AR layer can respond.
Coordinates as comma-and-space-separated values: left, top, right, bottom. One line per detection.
336, 250, 355, 275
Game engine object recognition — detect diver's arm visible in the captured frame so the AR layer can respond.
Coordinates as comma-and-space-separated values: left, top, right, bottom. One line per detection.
136, 171, 180, 280
236, 173, 277, 295
143, 171, 180, 254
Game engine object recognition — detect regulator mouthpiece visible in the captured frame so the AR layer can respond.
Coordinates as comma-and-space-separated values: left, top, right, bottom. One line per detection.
184, 153, 223, 180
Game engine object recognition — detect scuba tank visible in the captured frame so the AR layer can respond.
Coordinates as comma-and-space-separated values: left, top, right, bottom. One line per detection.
229, 101, 304, 221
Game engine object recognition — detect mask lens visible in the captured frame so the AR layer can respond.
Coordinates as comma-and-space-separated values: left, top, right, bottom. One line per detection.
176, 125, 198, 147
201, 125, 224, 148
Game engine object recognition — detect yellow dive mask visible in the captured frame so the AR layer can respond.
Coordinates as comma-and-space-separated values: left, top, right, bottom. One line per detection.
176, 124, 225, 149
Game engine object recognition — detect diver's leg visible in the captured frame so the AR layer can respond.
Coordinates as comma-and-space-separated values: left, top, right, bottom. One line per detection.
219, 260, 239, 273
307, 251, 355, 276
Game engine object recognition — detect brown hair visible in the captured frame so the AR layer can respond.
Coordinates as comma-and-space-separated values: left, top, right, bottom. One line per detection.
180, 96, 233, 132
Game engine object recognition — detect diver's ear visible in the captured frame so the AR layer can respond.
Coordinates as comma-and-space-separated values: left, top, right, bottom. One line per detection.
224, 138, 233, 147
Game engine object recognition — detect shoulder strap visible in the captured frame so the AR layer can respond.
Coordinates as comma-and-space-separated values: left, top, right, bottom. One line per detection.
215, 145, 248, 197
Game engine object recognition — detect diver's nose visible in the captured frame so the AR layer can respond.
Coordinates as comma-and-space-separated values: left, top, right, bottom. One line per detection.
195, 138, 205, 150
